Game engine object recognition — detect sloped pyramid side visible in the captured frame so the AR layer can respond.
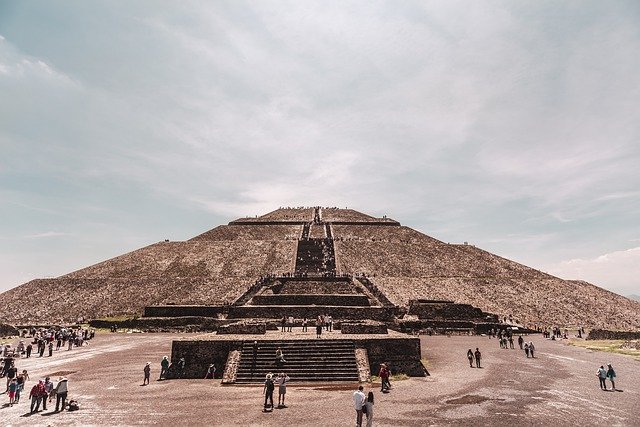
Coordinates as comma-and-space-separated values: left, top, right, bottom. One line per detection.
334, 224, 640, 329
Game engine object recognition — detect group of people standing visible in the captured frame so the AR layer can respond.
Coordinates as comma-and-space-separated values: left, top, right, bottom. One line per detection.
280, 315, 334, 338
596, 364, 617, 391
262, 372, 290, 411
353, 385, 375, 427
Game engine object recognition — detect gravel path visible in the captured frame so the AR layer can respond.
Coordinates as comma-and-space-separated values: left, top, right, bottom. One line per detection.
0, 333, 637, 426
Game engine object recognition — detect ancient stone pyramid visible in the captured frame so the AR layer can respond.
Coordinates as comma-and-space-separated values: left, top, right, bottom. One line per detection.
2, 207, 639, 329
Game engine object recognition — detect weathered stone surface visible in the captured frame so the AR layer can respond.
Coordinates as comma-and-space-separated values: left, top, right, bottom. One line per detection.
217, 321, 266, 335
587, 329, 640, 340
341, 321, 388, 334
0, 322, 19, 336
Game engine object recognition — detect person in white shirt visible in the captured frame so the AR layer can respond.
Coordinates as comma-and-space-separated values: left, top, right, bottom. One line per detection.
353, 385, 366, 427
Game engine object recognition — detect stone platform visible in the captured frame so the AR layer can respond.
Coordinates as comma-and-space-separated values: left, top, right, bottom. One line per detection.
167, 329, 425, 383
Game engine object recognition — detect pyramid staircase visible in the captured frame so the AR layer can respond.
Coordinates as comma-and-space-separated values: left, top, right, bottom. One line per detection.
234, 339, 360, 383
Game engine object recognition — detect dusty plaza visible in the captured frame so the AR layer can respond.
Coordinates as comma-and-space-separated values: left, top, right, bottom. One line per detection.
0, 331, 638, 427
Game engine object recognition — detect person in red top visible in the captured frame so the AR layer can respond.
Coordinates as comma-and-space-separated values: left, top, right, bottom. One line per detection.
379, 363, 391, 392
29, 380, 46, 413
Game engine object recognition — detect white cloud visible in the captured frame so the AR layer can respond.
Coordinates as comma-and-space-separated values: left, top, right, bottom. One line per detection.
546, 247, 640, 296
24, 231, 69, 239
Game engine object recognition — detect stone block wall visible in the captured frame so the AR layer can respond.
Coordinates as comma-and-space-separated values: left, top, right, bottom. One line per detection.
143, 305, 225, 318
587, 329, 640, 340
408, 300, 485, 320
341, 321, 388, 334
168, 340, 243, 379
356, 337, 425, 377
228, 306, 395, 321
217, 322, 266, 334
251, 294, 370, 306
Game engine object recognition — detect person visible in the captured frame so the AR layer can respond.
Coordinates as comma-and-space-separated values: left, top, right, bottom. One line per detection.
508, 336, 514, 349
353, 385, 366, 427
524, 342, 530, 358
43, 377, 53, 411
277, 372, 290, 408
29, 380, 45, 413
597, 365, 607, 390
48, 341, 54, 357
160, 356, 169, 380
518, 335, 524, 350
606, 363, 616, 391
327, 315, 333, 332
177, 357, 186, 378
467, 349, 474, 368
287, 316, 294, 332
474, 348, 482, 368
302, 317, 308, 332
281, 316, 287, 332
8, 378, 17, 406
275, 348, 286, 367
26, 343, 32, 358
5, 361, 17, 392
54, 377, 68, 412
316, 320, 323, 339
529, 342, 535, 358
263, 373, 275, 411
205, 364, 216, 379
143, 362, 151, 385
364, 391, 374, 427
379, 363, 390, 392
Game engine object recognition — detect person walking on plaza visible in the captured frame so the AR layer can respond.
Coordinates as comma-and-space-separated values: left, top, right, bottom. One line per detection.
277, 372, 290, 408
54, 377, 68, 412
518, 335, 524, 350
143, 362, 151, 385
29, 380, 45, 413
597, 365, 607, 390
467, 349, 474, 368
474, 348, 482, 368
364, 391, 374, 427
316, 319, 323, 339
160, 356, 169, 380
606, 363, 617, 391
177, 358, 186, 378
528, 342, 535, 358
263, 373, 275, 412
302, 317, 308, 332
524, 342, 530, 358
353, 385, 366, 427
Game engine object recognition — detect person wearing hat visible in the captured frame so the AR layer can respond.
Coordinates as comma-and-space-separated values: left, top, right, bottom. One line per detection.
263, 373, 275, 411
54, 377, 68, 412
143, 362, 151, 385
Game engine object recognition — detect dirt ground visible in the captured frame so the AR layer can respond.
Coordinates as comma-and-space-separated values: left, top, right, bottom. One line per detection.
0, 331, 638, 426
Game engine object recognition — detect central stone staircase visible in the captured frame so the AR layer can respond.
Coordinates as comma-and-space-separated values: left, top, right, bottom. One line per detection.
234, 339, 360, 383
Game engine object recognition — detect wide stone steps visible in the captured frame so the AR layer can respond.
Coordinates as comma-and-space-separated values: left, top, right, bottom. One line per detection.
235, 339, 360, 383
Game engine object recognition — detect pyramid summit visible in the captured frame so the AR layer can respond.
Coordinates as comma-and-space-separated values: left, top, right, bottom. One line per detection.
2, 206, 639, 329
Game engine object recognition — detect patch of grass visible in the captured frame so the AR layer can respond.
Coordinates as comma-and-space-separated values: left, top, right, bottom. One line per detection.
568, 339, 640, 361
369, 373, 410, 383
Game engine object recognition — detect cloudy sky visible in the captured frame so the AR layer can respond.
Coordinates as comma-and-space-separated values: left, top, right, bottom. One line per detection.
1, 1, 639, 297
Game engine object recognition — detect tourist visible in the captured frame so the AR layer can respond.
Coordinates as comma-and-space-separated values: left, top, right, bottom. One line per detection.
54, 377, 68, 412
14, 372, 24, 403
281, 316, 287, 332
277, 372, 290, 408
160, 356, 169, 380
606, 363, 616, 391
467, 349, 474, 368
528, 342, 535, 358
8, 378, 17, 406
316, 320, 323, 339
474, 348, 482, 368
26, 343, 32, 358
327, 315, 333, 332
287, 316, 294, 332
524, 342, 530, 358
275, 348, 286, 367
177, 357, 186, 378
263, 373, 275, 411
364, 391, 374, 427
143, 362, 151, 385
378, 363, 391, 393
597, 365, 607, 390
29, 380, 45, 413
353, 385, 366, 427
43, 377, 53, 410
205, 364, 215, 379
508, 336, 514, 349
518, 335, 524, 349
302, 317, 308, 332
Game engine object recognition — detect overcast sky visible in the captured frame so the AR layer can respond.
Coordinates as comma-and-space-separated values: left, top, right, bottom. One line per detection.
1, 1, 639, 297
